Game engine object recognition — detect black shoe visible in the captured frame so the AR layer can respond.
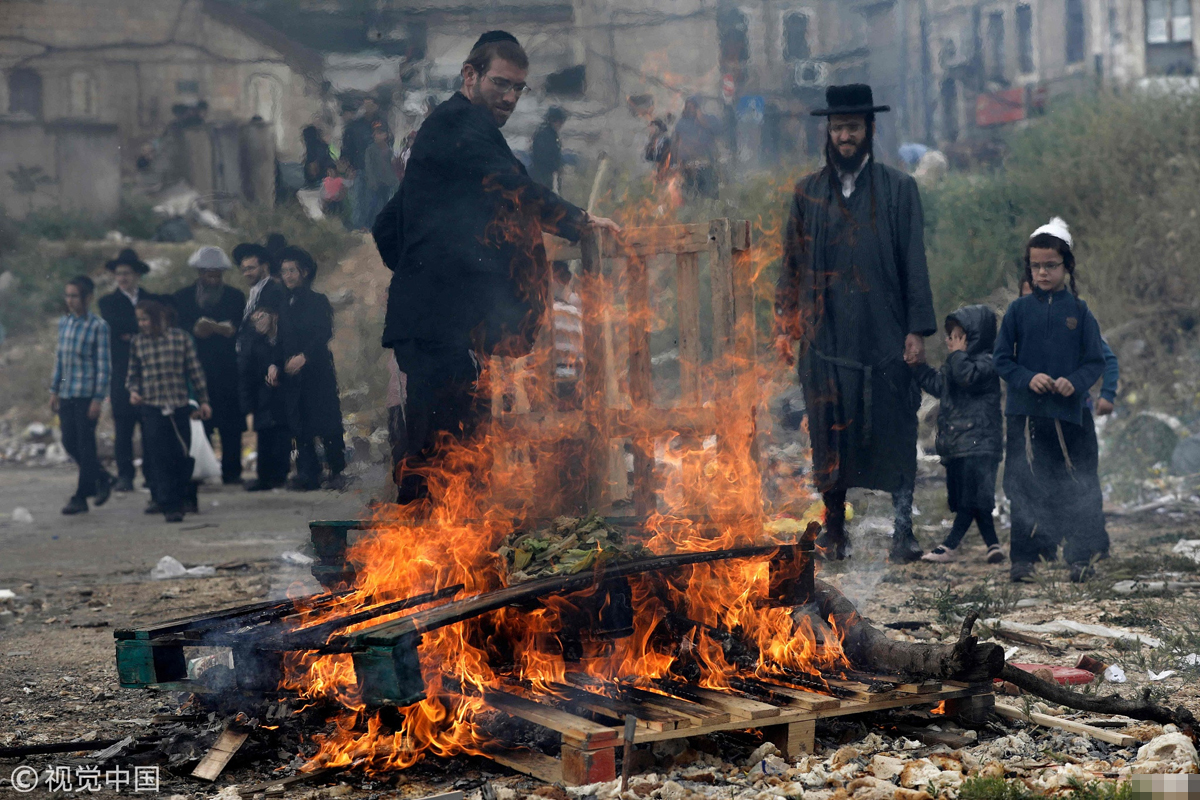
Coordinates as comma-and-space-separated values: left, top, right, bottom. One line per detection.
889, 531, 925, 564
93, 473, 114, 507
184, 499, 199, 514
815, 529, 850, 561
286, 476, 319, 492
113, 476, 134, 493
222, 476, 242, 486
145, 502, 162, 515
1069, 562, 1094, 583
164, 511, 185, 523
62, 497, 89, 515
1011, 561, 1037, 583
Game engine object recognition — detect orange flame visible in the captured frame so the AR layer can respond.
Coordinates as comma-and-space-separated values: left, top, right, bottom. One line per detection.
285, 165, 844, 773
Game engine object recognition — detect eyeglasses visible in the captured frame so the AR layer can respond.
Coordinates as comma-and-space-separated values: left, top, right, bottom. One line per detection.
1029, 261, 1064, 272
487, 75, 530, 96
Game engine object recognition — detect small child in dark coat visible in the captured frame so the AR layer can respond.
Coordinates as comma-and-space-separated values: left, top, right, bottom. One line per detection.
237, 293, 291, 491
914, 304, 1005, 564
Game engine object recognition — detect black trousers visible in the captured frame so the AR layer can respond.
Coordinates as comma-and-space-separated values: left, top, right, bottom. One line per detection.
111, 392, 144, 482
204, 417, 243, 483
392, 340, 488, 504
256, 426, 292, 484
59, 398, 103, 501
140, 406, 193, 514
295, 428, 346, 486
1004, 411, 1109, 566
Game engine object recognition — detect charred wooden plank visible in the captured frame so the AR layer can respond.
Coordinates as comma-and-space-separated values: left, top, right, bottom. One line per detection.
482, 689, 620, 749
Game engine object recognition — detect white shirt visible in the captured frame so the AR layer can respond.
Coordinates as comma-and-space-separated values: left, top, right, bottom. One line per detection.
245, 277, 270, 318
836, 155, 870, 199
120, 287, 140, 306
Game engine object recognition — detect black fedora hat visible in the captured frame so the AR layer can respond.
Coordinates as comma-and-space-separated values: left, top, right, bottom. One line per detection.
810, 84, 891, 117
104, 248, 150, 275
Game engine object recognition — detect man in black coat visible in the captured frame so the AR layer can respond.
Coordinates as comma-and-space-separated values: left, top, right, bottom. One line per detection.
98, 248, 172, 492
173, 246, 247, 484
774, 84, 937, 563
372, 30, 618, 504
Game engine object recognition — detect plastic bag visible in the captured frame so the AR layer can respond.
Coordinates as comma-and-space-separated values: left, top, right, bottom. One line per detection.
190, 419, 221, 482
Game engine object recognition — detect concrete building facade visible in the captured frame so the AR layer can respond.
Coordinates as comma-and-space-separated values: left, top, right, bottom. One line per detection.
0, 0, 326, 168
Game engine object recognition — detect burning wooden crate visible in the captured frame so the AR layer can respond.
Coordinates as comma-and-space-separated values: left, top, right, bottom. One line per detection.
488, 219, 759, 519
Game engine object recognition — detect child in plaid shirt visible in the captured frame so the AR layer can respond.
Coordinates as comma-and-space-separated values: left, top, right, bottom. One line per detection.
127, 300, 211, 522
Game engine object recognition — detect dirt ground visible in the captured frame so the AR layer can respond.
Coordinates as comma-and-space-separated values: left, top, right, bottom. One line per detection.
2, 466, 1199, 799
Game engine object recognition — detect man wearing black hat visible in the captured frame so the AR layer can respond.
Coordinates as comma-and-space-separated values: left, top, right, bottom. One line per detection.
98, 249, 173, 493
372, 30, 619, 504
774, 84, 937, 563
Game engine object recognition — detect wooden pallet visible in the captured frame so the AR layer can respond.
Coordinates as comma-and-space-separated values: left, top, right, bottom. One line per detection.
476, 677, 994, 786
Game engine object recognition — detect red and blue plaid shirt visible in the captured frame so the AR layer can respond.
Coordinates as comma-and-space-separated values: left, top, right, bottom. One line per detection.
127, 328, 208, 410
51, 312, 111, 400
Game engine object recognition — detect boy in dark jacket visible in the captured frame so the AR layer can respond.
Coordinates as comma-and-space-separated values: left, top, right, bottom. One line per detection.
237, 293, 291, 491
915, 305, 1005, 564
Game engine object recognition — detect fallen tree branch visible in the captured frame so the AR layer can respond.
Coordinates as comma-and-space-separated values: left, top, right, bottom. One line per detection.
806, 582, 1005, 682
999, 662, 1197, 735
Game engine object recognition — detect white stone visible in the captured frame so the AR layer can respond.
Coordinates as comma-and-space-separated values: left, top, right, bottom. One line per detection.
745, 742, 781, 766
1133, 731, 1200, 774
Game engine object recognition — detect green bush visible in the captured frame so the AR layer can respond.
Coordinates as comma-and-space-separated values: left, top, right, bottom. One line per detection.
959, 776, 1036, 800
21, 208, 108, 241
115, 194, 160, 241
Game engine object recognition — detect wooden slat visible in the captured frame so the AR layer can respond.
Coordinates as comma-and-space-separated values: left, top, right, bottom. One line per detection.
708, 219, 735, 369
823, 677, 894, 701
191, 726, 249, 781
578, 229, 612, 513
675, 252, 702, 407
544, 222, 750, 262
488, 749, 564, 784
620, 686, 731, 725
675, 686, 780, 721
549, 682, 683, 731
625, 253, 655, 518
744, 678, 840, 711
484, 690, 619, 748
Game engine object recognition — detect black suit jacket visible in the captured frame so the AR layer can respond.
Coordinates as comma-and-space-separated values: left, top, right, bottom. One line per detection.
173, 282, 246, 427
373, 92, 588, 357
98, 288, 172, 407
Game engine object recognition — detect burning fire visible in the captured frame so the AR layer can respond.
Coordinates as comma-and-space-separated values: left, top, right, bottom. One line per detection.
283, 170, 840, 773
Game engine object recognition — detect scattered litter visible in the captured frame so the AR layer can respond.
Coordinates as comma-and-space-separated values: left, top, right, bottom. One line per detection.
0, 589, 15, 602
150, 556, 216, 580
1104, 665, 1127, 683
11, 508, 33, 524
1004, 646, 1020, 660
1148, 670, 1177, 681
279, 551, 315, 566
986, 618, 1162, 648
1183, 654, 1200, 666
1009, 663, 1096, 685
1113, 579, 1200, 594
1171, 540, 1200, 563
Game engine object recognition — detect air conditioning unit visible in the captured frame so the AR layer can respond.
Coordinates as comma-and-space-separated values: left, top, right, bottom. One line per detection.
793, 60, 831, 87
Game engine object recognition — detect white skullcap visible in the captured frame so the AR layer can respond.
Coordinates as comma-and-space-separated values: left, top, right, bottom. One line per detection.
187, 245, 233, 270
1030, 217, 1072, 249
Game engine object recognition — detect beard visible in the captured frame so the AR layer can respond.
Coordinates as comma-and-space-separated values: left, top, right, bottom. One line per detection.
196, 282, 223, 310
828, 137, 871, 173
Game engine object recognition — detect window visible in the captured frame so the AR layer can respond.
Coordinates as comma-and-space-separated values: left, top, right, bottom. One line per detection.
1066, 0, 1086, 63
546, 65, 586, 97
941, 78, 959, 142
1146, 0, 1192, 43
8, 69, 43, 117
1146, 0, 1194, 74
784, 12, 811, 61
1017, 4, 1035, 73
69, 71, 97, 117
987, 11, 1006, 80
718, 6, 750, 65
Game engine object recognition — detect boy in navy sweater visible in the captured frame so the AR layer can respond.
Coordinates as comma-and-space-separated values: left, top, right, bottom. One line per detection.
995, 218, 1107, 582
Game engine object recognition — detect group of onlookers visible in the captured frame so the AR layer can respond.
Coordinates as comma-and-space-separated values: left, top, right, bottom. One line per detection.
49, 239, 345, 522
